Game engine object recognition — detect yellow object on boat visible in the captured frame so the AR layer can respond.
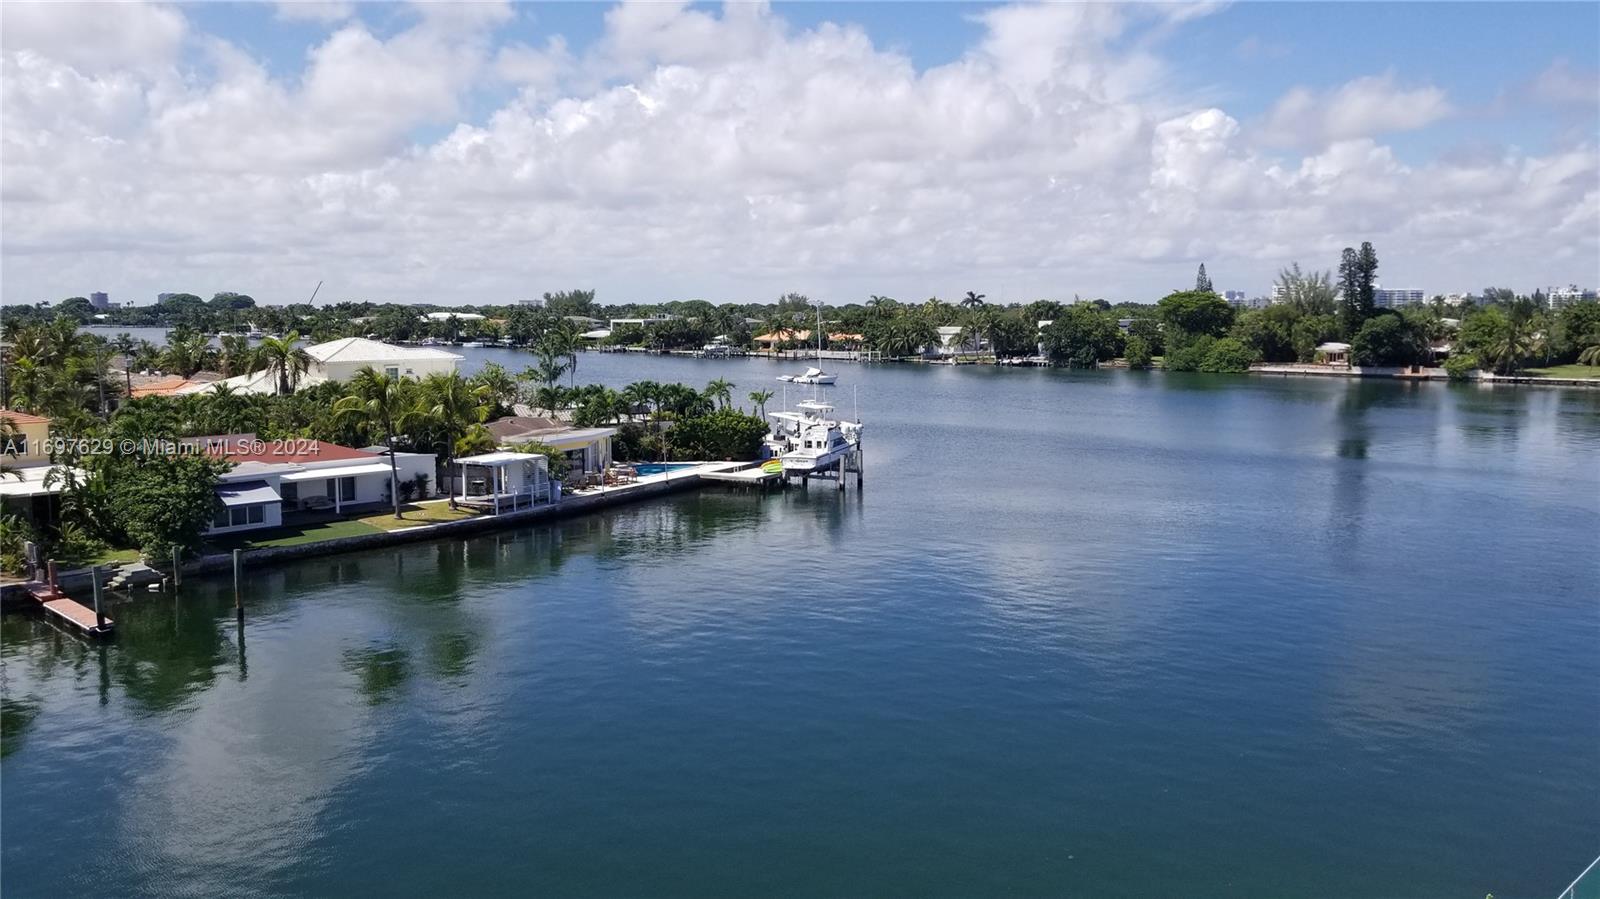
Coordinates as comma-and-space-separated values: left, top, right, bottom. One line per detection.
761, 459, 782, 473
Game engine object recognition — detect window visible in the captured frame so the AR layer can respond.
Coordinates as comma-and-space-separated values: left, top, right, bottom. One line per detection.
385, 366, 399, 379
230, 507, 247, 527
340, 476, 356, 501
213, 504, 230, 529
247, 505, 264, 524
281, 482, 298, 505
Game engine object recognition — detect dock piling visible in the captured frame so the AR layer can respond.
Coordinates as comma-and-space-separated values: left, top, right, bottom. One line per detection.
172, 546, 181, 588
91, 566, 106, 630
232, 549, 244, 622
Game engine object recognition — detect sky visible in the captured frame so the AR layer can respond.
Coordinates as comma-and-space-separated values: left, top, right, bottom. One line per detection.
2, 1, 1597, 308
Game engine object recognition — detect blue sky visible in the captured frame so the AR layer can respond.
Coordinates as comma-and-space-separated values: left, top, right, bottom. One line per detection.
3, 2, 1596, 306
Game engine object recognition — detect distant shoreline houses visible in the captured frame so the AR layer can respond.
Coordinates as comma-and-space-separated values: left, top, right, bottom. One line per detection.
180, 337, 464, 395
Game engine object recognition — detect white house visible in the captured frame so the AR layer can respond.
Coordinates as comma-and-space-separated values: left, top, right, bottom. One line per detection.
201, 435, 437, 535
421, 311, 486, 322
484, 417, 617, 479
185, 337, 462, 396
931, 325, 984, 357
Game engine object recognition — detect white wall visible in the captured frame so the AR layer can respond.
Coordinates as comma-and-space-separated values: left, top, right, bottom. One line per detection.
318, 356, 458, 384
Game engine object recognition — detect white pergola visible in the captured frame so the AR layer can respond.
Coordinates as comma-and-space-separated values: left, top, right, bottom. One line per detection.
455, 451, 549, 514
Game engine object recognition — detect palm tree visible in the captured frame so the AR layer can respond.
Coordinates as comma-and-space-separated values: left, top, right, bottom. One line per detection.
748, 389, 774, 418
406, 371, 491, 481
1577, 329, 1600, 366
961, 291, 987, 308
705, 378, 734, 409
470, 363, 518, 414
333, 367, 410, 518
258, 331, 312, 395
218, 335, 258, 377
112, 333, 138, 396
162, 331, 213, 378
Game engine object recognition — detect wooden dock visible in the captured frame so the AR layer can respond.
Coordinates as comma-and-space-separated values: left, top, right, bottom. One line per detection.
26, 581, 114, 637
700, 465, 782, 486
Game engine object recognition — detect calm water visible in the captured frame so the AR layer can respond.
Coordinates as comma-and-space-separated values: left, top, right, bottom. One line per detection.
5, 357, 1598, 897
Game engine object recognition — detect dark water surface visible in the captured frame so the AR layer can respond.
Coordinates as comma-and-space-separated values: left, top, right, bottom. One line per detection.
5, 357, 1598, 897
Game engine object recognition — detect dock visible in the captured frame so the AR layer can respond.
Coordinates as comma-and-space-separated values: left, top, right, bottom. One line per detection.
25, 581, 114, 637
700, 464, 782, 486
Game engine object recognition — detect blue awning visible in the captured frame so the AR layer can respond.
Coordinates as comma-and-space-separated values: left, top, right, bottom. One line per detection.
216, 479, 281, 507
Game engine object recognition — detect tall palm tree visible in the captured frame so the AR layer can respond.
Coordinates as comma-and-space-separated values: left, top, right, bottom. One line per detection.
406, 371, 491, 482
259, 331, 312, 395
1577, 329, 1600, 366
748, 389, 774, 418
112, 333, 138, 396
163, 331, 213, 378
961, 291, 987, 308
705, 378, 735, 409
333, 367, 410, 518
218, 335, 258, 377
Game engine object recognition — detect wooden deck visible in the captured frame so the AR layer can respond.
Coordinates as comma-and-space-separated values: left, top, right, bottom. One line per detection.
27, 582, 114, 637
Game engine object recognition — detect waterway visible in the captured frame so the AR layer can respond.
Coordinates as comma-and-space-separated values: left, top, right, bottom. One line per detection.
4, 355, 1598, 896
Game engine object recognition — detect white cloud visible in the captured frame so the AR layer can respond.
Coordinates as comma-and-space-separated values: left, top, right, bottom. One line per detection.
1260, 74, 1453, 147
0, 1, 186, 74
273, 2, 355, 24
0, 1, 1595, 305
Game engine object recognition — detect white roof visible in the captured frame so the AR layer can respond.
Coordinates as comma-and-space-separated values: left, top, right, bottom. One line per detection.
216, 479, 281, 506
457, 451, 546, 466
421, 311, 485, 321
1317, 342, 1352, 351
308, 337, 462, 363
179, 368, 277, 395
280, 461, 395, 481
0, 465, 77, 498
580, 329, 612, 339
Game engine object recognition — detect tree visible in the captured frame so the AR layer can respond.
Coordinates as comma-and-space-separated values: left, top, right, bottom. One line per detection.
333, 368, 411, 517
1195, 264, 1212, 292
1040, 304, 1122, 368
704, 378, 735, 409
56, 296, 96, 323
258, 332, 312, 395
1274, 263, 1337, 315
667, 407, 769, 460
111, 454, 230, 560
209, 292, 256, 310
1458, 306, 1533, 375
1157, 290, 1234, 341
1350, 314, 1424, 367
961, 291, 987, 308
1357, 242, 1379, 317
217, 335, 258, 377
1197, 337, 1260, 373
1124, 334, 1154, 369
1338, 247, 1363, 336
747, 389, 774, 418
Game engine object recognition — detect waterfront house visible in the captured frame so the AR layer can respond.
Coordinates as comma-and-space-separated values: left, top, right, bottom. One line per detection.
0, 410, 77, 526
484, 416, 618, 481
932, 326, 985, 357
185, 337, 462, 396
1316, 342, 1352, 366
198, 435, 437, 535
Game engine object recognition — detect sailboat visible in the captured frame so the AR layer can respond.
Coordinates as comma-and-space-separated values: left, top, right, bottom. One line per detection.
775, 301, 838, 384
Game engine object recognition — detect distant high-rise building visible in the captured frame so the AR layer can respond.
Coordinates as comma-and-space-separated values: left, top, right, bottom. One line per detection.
1221, 290, 1247, 306
1373, 287, 1425, 308
518, 297, 547, 308
1546, 285, 1596, 309
89, 291, 109, 309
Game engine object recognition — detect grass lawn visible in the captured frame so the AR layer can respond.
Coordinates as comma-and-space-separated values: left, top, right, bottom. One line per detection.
204, 518, 384, 551
1522, 364, 1600, 379
90, 547, 142, 567
355, 503, 485, 531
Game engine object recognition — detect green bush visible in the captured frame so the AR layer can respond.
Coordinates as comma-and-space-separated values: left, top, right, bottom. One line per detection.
1351, 313, 1424, 367
515, 441, 572, 481
1124, 334, 1154, 369
1163, 334, 1216, 372
666, 408, 769, 460
1198, 337, 1262, 373
1443, 353, 1478, 381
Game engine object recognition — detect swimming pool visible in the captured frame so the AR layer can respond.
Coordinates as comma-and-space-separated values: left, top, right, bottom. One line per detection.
631, 462, 701, 476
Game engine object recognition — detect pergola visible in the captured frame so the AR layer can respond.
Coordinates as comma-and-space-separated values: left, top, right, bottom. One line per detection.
455, 451, 549, 514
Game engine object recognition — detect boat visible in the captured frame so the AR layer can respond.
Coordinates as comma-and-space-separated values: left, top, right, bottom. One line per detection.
765, 399, 862, 475
461, 341, 485, 348
776, 366, 837, 385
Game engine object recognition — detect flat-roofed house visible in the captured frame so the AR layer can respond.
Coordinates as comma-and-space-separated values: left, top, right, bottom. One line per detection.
184, 338, 462, 396
196, 434, 437, 535
485, 417, 618, 480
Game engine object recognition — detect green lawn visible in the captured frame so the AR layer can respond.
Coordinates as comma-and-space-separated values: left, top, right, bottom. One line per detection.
355, 503, 484, 531
1522, 364, 1600, 379
204, 518, 383, 551
89, 547, 142, 567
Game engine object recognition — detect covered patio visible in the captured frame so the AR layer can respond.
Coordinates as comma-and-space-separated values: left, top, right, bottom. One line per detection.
455, 451, 552, 514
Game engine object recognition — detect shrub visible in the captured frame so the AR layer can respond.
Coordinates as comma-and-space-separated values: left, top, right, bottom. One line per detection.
1163, 334, 1216, 372
667, 408, 769, 460
1124, 334, 1154, 369
1351, 313, 1424, 367
1198, 337, 1262, 373
1443, 353, 1478, 381
515, 441, 573, 481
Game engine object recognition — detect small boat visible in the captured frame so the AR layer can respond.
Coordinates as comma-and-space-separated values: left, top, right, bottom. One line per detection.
777, 367, 837, 385
461, 341, 485, 348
